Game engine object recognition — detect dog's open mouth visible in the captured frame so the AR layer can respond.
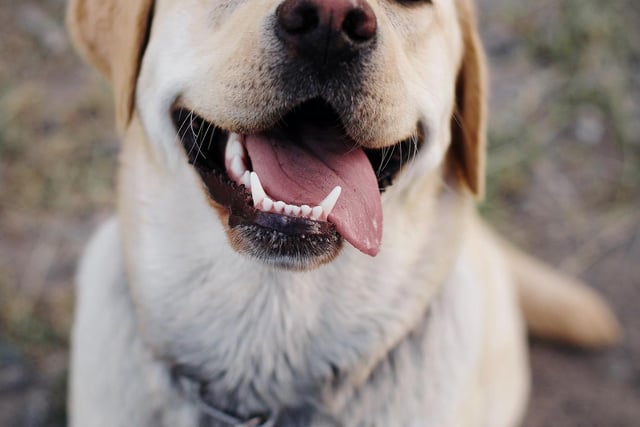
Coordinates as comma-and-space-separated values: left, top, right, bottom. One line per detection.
172, 99, 421, 265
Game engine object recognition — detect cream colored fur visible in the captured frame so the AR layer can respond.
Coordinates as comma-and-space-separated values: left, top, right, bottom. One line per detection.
67, 0, 619, 425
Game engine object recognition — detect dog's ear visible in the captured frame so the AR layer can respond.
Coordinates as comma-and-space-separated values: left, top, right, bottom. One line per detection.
67, 0, 153, 132
450, 0, 488, 198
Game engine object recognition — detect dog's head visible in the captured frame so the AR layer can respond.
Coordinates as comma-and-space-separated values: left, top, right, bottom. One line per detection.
68, 0, 486, 270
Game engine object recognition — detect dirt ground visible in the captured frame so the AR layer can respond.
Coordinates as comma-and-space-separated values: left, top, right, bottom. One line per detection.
1, 0, 638, 426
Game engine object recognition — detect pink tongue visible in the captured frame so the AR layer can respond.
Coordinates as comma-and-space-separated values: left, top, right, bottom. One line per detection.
245, 125, 382, 256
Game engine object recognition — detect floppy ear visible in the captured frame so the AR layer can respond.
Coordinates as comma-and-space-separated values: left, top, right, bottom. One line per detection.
450, 0, 488, 198
67, 0, 154, 132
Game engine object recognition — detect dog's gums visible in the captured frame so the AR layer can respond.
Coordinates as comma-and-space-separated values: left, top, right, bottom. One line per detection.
171, 99, 422, 268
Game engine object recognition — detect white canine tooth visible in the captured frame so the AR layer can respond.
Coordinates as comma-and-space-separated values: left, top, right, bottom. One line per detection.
301, 205, 312, 217
319, 186, 341, 219
284, 204, 295, 216
230, 156, 245, 179
291, 206, 301, 216
262, 198, 273, 211
240, 171, 251, 188
311, 206, 323, 221
274, 201, 285, 214
250, 172, 266, 208
225, 133, 245, 160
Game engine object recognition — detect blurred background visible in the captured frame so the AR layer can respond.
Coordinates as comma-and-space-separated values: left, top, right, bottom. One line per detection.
0, 0, 638, 425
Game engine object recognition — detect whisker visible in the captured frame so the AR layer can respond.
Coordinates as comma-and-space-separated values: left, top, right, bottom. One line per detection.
376, 146, 389, 177
204, 121, 215, 151
193, 113, 208, 163
379, 144, 396, 177
186, 111, 207, 164
410, 135, 419, 165
186, 111, 197, 157
176, 109, 190, 141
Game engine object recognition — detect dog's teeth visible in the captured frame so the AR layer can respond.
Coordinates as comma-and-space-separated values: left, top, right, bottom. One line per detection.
262, 197, 273, 211
230, 156, 245, 179
224, 134, 245, 174
283, 204, 301, 217
225, 133, 245, 160
284, 204, 295, 216
240, 171, 251, 188
250, 172, 266, 208
248, 173, 316, 218
319, 186, 341, 219
311, 206, 323, 221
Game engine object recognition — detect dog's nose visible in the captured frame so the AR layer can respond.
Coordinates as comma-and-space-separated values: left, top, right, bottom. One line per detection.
275, 0, 377, 65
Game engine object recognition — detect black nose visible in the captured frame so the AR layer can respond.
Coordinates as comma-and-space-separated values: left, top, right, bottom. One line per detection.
275, 0, 377, 65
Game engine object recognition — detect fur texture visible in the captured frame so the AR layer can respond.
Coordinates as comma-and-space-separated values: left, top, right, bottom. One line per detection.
67, 0, 619, 425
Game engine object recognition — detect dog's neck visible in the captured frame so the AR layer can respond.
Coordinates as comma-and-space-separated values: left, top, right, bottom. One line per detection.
170, 300, 439, 427
166, 224, 479, 427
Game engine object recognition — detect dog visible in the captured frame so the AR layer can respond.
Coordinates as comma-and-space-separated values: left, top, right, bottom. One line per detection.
66, 0, 620, 425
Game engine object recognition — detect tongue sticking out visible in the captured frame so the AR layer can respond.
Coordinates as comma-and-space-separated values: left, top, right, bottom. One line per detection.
245, 123, 383, 256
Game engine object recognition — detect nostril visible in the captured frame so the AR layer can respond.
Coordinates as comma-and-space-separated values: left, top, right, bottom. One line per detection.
276, 0, 377, 65
277, 0, 319, 35
342, 7, 377, 43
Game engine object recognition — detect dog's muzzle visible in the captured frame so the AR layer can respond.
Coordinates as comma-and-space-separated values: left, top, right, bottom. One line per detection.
170, 0, 423, 270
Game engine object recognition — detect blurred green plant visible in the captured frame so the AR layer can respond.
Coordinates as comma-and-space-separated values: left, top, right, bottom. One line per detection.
482, 0, 640, 224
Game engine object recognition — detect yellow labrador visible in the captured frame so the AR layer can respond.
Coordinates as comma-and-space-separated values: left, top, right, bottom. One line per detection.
67, 0, 620, 425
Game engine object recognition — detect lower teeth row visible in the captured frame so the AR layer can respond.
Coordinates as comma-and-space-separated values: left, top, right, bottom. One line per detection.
224, 134, 340, 222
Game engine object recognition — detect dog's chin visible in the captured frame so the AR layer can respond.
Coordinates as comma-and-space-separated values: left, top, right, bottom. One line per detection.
199, 165, 344, 270
171, 98, 423, 271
